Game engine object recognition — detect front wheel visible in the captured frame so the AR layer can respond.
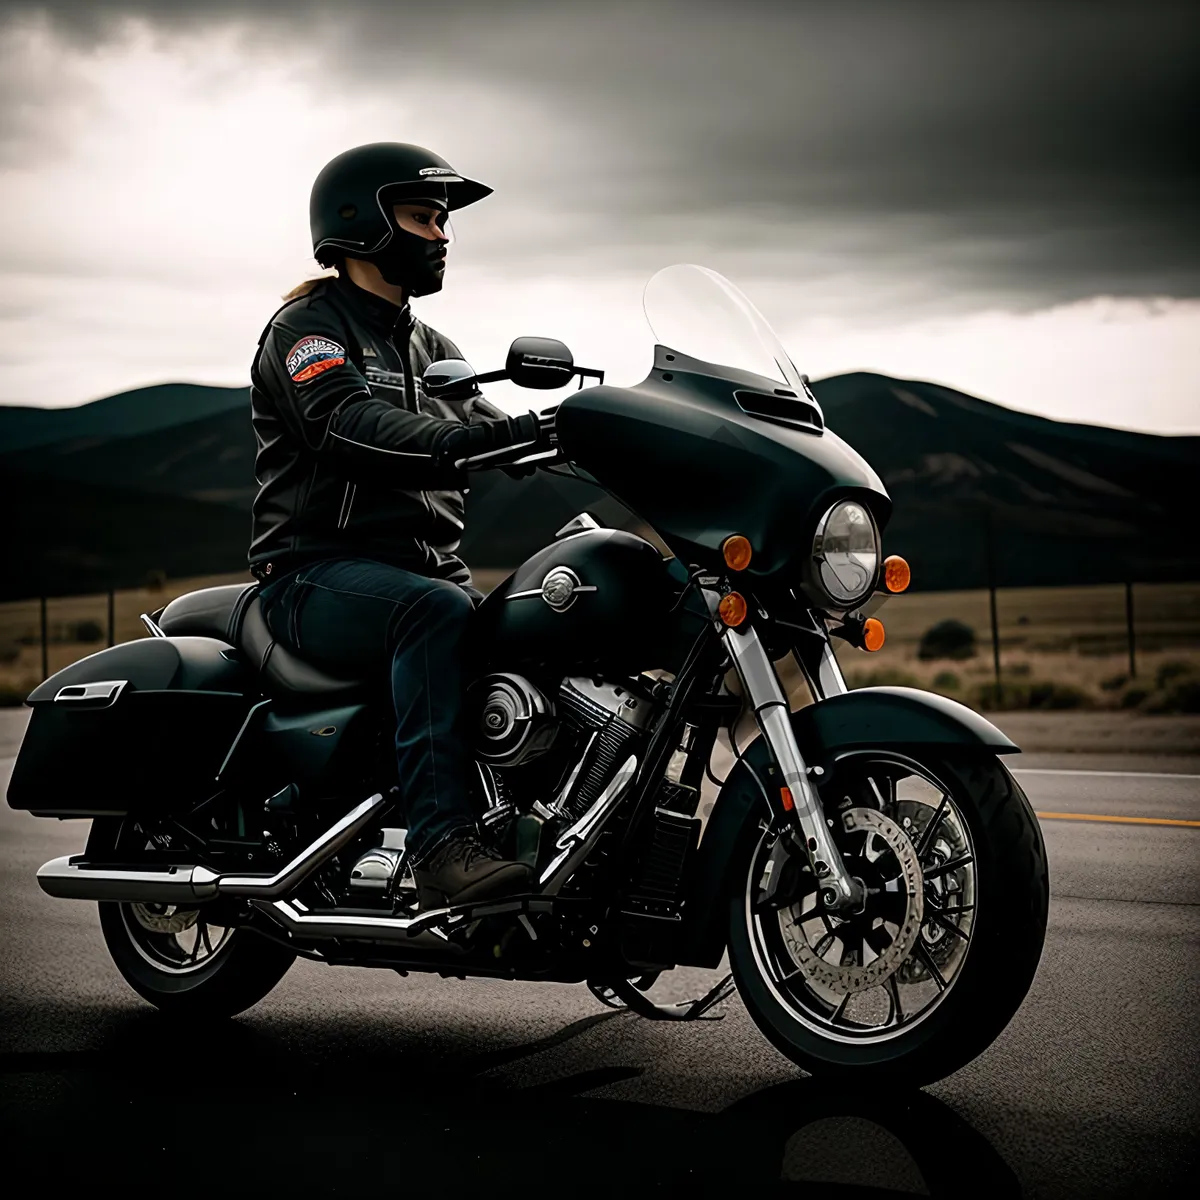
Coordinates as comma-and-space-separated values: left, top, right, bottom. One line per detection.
92, 818, 296, 1018
727, 752, 1048, 1085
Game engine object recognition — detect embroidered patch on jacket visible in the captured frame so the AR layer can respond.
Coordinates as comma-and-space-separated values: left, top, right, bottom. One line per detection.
285, 335, 346, 383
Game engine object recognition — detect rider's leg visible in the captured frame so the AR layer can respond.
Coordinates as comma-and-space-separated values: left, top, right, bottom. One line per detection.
259, 558, 531, 905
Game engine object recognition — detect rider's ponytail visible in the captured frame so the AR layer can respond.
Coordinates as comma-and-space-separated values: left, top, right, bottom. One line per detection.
282, 266, 339, 302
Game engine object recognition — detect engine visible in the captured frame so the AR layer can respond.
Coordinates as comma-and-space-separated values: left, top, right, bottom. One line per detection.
470, 673, 653, 823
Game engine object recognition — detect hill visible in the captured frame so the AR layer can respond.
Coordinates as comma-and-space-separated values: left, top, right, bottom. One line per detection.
0, 372, 1196, 601
0, 384, 247, 455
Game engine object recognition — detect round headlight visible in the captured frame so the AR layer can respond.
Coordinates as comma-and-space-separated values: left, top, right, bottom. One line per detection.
813, 500, 879, 606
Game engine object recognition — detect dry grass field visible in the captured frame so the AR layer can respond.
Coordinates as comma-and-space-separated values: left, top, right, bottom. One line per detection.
1, 572, 1196, 715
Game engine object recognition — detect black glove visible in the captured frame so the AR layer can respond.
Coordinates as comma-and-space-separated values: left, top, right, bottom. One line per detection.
500, 410, 556, 452
435, 410, 552, 470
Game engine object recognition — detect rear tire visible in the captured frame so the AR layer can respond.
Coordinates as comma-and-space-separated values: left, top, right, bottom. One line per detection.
727, 752, 1048, 1085
92, 818, 295, 1018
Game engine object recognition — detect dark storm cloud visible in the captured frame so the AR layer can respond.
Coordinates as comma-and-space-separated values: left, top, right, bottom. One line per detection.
1, 0, 1197, 306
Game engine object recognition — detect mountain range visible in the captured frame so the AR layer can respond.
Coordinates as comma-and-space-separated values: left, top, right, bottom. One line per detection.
1, 374, 1196, 601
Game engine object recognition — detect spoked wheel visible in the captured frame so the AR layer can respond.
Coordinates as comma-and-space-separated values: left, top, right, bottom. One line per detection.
727, 753, 1048, 1085
93, 818, 296, 1018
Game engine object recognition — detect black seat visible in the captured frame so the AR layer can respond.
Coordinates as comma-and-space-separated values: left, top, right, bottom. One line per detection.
158, 583, 257, 644
158, 584, 366, 697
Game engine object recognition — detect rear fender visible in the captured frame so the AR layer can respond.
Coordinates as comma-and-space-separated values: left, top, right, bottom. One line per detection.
676, 686, 1016, 967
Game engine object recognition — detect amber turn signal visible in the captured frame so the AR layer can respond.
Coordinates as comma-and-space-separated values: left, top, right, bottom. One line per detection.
780, 786, 795, 812
863, 617, 886, 651
883, 555, 911, 593
718, 592, 748, 627
722, 534, 753, 571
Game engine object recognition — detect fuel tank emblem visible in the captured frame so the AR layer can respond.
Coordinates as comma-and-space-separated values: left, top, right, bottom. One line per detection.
541, 567, 580, 611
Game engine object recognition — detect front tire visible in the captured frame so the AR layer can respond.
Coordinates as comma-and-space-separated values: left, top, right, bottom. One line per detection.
92, 819, 296, 1018
727, 752, 1048, 1085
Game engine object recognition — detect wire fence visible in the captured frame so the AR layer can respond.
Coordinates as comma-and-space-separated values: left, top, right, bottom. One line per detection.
1, 572, 1197, 712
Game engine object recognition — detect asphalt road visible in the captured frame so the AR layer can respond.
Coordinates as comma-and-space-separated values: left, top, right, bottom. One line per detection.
1, 711, 1196, 1197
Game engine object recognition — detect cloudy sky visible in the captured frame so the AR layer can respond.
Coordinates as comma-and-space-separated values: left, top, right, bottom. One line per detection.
0, 0, 1196, 431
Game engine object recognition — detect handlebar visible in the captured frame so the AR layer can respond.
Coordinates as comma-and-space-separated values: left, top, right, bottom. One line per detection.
458, 408, 562, 472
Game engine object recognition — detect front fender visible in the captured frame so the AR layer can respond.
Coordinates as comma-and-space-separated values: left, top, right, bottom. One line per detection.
677, 686, 1015, 967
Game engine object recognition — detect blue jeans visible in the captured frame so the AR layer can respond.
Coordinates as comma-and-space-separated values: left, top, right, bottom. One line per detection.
259, 558, 480, 860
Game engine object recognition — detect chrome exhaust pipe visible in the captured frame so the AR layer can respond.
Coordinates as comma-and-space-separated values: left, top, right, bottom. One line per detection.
35, 859, 222, 904
36, 793, 386, 904
253, 897, 465, 952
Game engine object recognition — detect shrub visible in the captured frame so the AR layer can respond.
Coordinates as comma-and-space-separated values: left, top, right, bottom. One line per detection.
0, 679, 36, 706
0, 641, 20, 666
918, 619, 977, 661
1141, 678, 1200, 714
73, 619, 104, 644
1007, 661, 1032, 678
1155, 660, 1196, 690
847, 667, 921, 690
1120, 685, 1152, 709
1027, 682, 1092, 710
1100, 672, 1129, 692
932, 671, 961, 691
971, 679, 1092, 712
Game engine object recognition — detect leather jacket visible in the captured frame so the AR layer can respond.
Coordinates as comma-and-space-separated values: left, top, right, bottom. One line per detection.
248, 274, 506, 587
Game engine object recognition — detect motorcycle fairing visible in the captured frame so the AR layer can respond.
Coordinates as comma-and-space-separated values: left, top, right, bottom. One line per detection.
675, 686, 1018, 968
555, 345, 891, 580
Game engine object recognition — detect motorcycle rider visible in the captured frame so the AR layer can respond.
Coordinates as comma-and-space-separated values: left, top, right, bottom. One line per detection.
248, 143, 546, 910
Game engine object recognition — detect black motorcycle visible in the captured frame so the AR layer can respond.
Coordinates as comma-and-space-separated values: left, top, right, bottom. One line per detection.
8, 265, 1048, 1084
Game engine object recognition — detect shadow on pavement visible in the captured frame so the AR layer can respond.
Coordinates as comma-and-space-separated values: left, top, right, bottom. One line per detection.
0, 1004, 1021, 1196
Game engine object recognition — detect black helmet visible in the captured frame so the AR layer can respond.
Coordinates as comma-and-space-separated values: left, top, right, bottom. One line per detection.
309, 142, 492, 294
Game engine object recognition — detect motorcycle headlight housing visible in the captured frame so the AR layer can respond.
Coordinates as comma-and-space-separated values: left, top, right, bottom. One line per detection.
811, 500, 879, 608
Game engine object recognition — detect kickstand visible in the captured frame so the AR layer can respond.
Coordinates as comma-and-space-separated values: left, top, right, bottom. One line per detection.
586, 973, 736, 1021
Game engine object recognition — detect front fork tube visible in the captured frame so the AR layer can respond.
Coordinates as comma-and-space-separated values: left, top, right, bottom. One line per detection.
722, 623, 863, 911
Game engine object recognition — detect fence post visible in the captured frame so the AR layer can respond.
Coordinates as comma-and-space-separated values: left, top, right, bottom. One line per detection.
107, 589, 116, 648
983, 506, 1001, 689
39, 596, 48, 681
1125, 581, 1136, 678
988, 583, 1001, 687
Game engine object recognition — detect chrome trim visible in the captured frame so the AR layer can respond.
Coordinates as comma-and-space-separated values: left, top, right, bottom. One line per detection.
539, 755, 638, 893
256, 897, 462, 950
721, 624, 859, 909
36, 858, 221, 904
336, 482, 357, 530
54, 679, 127, 706
506, 565, 598, 607
139, 613, 166, 638
793, 631, 849, 701
555, 512, 600, 538
546, 729, 597, 816
254, 894, 560, 948
36, 792, 387, 905
811, 500, 880, 609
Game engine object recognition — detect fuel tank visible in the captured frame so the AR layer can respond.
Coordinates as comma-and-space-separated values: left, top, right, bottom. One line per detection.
476, 526, 677, 674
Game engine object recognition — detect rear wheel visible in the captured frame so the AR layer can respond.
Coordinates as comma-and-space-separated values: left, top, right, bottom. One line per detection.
727, 752, 1048, 1085
92, 818, 296, 1018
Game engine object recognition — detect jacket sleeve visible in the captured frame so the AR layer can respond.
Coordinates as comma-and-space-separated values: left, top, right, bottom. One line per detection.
262, 309, 475, 490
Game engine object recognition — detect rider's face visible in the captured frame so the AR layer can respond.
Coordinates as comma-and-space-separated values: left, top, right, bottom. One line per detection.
393, 203, 449, 243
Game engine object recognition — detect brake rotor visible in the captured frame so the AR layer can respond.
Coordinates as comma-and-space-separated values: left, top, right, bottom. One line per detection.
129, 903, 200, 934
779, 807, 924, 996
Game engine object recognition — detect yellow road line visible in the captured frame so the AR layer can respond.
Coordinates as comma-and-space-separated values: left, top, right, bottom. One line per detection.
1036, 811, 1200, 828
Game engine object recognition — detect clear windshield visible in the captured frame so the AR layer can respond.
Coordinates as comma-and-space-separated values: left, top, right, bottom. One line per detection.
643, 264, 810, 398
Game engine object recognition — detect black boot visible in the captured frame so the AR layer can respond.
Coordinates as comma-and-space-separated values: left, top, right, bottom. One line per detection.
412, 832, 533, 911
